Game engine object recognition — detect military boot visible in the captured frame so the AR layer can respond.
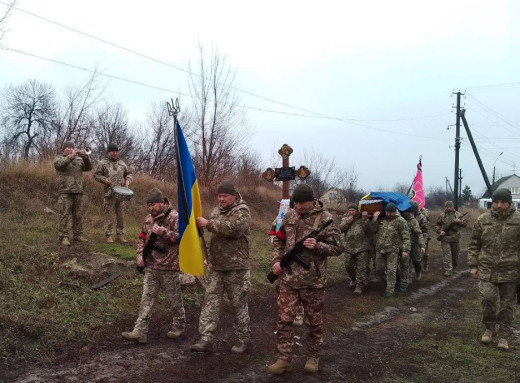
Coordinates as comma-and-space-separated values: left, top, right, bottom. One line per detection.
293, 314, 304, 326
267, 359, 292, 374
74, 236, 89, 243
304, 357, 320, 373
481, 329, 496, 344
61, 237, 71, 246
117, 235, 128, 244
122, 330, 147, 344
166, 329, 183, 339
190, 339, 213, 352
354, 286, 363, 294
230, 341, 248, 354
497, 338, 509, 350
106, 236, 115, 243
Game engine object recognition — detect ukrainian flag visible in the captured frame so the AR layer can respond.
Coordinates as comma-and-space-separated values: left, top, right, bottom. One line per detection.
175, 121, 204, 276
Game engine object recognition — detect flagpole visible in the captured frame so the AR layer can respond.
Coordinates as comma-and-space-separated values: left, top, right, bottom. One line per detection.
168, 98, 209, 279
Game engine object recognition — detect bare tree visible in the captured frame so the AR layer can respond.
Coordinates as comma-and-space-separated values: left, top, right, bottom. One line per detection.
392, 182, 410, 194
297, 150, 336, 198
333, 166, 364, 203
53, 71, 106, 152
0, 1, 16, 42
89, 102, 135, 160
188, 45, 250, 187
1, 79, 57, 160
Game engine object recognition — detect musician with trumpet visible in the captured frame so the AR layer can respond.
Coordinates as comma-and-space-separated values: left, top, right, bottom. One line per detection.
94, 143, 134, 244
53, 140, 93, 246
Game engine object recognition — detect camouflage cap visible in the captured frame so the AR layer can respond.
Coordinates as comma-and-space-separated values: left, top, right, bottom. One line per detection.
445, 201, 454, 207
107, 143, 119, 152
411, 201, 419, 212
62, 140, 74, 149
347, 203, 358, 210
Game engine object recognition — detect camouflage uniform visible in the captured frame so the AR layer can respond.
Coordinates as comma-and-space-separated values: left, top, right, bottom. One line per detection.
403, 214, 425, 288
272, 201, 342, 362
53, 152, 93, 240
467, 205, 520, 340
372, 214, 411, 295
339, 212, 371, 290
414, 210, 430, 270
93, 157, 133, 238
435, 210, 467, 275
197, 193, 251, 344
132, 198, 185, 335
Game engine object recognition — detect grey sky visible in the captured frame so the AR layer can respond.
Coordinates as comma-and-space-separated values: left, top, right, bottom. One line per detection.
1, 0, 519, 198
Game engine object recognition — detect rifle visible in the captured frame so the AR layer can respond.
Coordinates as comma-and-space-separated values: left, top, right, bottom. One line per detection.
266, 219, 334, 284
436, 212, 468, 241
136, 208, 172, 273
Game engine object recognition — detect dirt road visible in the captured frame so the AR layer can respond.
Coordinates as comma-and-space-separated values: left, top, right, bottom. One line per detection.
9, 257, 499, 383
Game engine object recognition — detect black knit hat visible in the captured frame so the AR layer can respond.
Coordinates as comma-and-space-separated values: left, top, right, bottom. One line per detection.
385, 202, 397, 213
492, 188, 512, 204
107, 143, 119, 152
147, 188, 165, 204
292, 184, 314, 203
217, 181, 237, 196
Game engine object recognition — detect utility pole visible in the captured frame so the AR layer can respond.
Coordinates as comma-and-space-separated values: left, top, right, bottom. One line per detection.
453, 91, 462, 210
459, 168, 463, 200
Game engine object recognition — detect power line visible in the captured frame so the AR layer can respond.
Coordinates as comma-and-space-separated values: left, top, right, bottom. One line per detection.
2, 1, 452, 125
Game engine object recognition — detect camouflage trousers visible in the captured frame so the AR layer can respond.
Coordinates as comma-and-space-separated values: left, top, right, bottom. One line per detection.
276, 283, 325, 361
408, 242, 422, 277
397, 253, 410, 290
441, 241, 459, 274
133, 268, 185, 334
198, 268, 251, 343
274, 280, 304, 317
344, 251, 368, 289
103, 197, 125, 237
375, 251, 399, 294
57, 193, 85, 239
479, 280, 517, 339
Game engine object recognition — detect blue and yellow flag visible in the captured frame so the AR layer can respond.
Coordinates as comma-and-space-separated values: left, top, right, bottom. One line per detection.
175, 121, 204, 276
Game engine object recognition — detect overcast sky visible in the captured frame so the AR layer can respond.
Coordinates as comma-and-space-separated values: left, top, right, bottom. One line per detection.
1, 0, 519, 199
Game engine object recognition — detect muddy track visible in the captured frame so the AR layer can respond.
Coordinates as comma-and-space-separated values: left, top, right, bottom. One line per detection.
8, 268, 481, 383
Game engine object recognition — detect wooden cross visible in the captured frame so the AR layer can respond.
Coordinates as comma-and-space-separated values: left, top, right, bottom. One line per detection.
262, 144, 311, 199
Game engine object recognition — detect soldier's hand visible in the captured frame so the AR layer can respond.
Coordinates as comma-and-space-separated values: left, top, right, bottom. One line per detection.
373, 211, 380, 221
303, 238, 317, 250
440, 231, 446, 236
137, 256, 145, 267
272, 262, 282, 275
196, 217, 208, 227
420, 247, 426, 255
470, 267, 478, 279
454, 218, 460, 223
361, 211, 368, 219
152, 224, 166, 236
124, 180, 130, 187
402, 252, 409, 258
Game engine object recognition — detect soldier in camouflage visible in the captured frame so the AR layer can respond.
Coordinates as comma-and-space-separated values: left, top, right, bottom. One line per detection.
93, 143, 133, 243
412, 202, 431, 272
435, 201, 467, 276
53, 140, 93, 246
190, 181, 251, 354
400, 207, 425, 292
122, 188, 185, 344
468, 188, 520, 351
371, 203, 411, 297
339, 203, 371, 294
268, 184, 342, 375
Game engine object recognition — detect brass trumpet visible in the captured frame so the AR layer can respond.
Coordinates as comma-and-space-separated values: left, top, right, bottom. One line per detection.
76, 147, 91, 156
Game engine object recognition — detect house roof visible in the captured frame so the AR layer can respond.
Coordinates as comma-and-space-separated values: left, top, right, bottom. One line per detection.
482, 174, 520, 198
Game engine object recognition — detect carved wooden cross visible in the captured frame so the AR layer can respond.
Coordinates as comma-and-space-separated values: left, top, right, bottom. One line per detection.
262, 144, 311, 199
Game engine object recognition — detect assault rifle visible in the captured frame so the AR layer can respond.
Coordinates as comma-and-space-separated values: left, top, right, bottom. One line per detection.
137, 208, 172, 273
266, 219, 334, 284
436, 211, 468, 241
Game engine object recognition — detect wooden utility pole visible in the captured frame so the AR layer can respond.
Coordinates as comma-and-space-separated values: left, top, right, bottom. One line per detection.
453, 91, 462, 210
262, 144, 310, 199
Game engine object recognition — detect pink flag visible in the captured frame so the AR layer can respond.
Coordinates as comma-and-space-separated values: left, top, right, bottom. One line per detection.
411, 160, 426, 209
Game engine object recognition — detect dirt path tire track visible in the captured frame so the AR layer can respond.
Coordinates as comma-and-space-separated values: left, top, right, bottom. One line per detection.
9, 270, 483, 383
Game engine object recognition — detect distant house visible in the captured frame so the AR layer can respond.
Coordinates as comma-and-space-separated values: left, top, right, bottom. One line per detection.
321, 188, 344, 208
479, 174, 520, 209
